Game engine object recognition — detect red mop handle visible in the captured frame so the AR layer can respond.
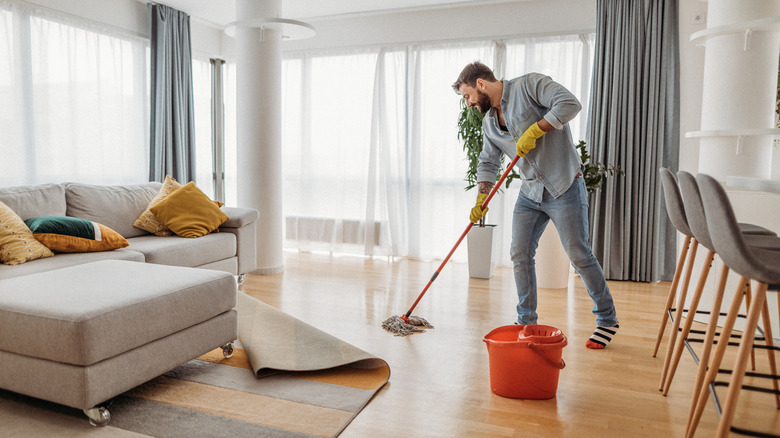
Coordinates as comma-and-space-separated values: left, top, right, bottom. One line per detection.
402, 155, 520, 320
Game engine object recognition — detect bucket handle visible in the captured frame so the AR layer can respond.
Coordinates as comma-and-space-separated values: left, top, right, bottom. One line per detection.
528, 343, 566, 369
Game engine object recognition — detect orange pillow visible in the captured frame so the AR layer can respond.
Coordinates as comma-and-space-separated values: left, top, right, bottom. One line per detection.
25, 216, 129, 253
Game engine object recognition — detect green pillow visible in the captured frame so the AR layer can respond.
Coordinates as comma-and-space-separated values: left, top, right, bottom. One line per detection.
25, 216, 129, 253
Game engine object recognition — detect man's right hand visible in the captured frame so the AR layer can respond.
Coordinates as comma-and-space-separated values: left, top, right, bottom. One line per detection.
469, 193, 489, 223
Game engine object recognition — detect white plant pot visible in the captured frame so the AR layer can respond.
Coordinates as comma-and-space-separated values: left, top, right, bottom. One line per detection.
536, 225, 570, 289
467, 224, 498, 279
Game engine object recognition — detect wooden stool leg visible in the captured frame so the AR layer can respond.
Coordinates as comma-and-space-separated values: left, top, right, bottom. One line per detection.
686, 264, 730, 433
716, 282, 768, 438
660, 239, 699, 391
686, 277, 748, 438
759, 292, 779, 409
654, 235, 692, 357
664, 250, 715, 395
745, 283, 756, 371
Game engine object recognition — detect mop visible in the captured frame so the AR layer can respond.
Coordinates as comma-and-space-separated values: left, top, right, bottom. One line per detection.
382, 155, 521, 336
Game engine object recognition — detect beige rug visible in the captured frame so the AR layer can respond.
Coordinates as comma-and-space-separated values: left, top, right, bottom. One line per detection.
0, 292, 390, 438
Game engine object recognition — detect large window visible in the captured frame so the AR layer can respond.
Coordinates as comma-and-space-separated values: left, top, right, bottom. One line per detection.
0, 2, 148, 187
271, 35, 595, 263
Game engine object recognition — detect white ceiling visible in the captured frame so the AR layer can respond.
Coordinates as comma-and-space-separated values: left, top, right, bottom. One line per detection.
154, 0, 527, 28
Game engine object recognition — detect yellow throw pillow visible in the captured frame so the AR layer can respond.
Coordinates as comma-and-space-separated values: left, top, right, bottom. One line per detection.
25, 216, 129, 253
150, 182, 229, 238
0, 201, 54, 265
134, 175, 182, 236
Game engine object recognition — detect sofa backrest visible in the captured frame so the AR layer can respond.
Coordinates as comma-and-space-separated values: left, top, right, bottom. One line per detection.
0, 184, 66, 220
64, 182, 162, 238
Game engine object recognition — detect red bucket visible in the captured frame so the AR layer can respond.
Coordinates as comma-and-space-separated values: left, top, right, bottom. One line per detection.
483, 324, 567, 399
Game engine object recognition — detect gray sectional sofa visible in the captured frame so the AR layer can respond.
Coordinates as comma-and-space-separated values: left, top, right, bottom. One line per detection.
0, 181, 259, 279
0, 181, 260, 426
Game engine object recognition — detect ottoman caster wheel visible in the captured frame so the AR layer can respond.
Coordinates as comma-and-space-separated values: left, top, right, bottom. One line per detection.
222, 342, 235, 359
83, 406, 111, 427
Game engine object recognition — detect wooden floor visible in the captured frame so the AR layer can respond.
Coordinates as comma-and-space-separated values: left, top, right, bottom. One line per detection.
240, 251, 780, 438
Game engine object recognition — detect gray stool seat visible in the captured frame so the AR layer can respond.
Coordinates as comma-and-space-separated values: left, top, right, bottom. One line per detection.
737, 222, 776, 236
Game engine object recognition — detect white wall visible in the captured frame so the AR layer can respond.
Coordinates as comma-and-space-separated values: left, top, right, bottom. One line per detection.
678, 1, 706, 174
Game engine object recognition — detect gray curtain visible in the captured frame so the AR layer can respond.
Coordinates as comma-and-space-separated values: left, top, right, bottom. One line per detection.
148, 3, 195, 183
587, 0, 679, 282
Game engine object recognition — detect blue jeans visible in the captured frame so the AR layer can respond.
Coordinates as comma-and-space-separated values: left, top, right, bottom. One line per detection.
511, 176, 618, 327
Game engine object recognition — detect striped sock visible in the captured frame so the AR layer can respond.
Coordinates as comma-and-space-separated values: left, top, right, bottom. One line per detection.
585, 324, 619, 349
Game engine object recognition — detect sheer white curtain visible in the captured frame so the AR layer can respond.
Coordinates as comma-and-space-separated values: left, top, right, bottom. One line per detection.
192, 56, 214, 198
281, 49, 381, 254
407, 42, 495, 262
0, 1, 148, 187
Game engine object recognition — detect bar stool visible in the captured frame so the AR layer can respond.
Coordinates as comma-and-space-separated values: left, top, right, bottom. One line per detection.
688, 173, 779, 438
655, 168, 698, 364
654, 169, 775, 393
666, 171, 780, 401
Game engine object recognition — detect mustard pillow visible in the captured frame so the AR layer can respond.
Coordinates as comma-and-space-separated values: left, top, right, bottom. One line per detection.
25, 216, 129, 253
134, 175, 182, 236
0, 201, 54, 265
150, 182, 229, 238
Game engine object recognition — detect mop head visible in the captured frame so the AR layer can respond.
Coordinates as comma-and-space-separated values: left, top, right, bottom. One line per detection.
382, 315, 434, 336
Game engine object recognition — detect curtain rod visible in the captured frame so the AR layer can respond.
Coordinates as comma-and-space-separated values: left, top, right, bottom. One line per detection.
280, 29, 596, 58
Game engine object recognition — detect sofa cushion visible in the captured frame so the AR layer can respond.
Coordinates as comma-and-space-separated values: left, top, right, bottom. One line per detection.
150, 182, 229, 238
0, 201, 54, 265
25, 216, 129, 253
0, 184, 66, 220
64, 182, 162, 239
127, 232, 236, 267
0, 260, 237, 366
0, 249, 144, 280
133, 175, 181, 237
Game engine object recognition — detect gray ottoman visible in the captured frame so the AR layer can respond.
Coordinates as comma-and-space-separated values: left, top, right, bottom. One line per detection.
0, 260, 237, 425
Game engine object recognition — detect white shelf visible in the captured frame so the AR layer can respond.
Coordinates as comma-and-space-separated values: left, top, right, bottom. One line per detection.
685, 128, 780, 139
726, 176, 780, 194
689, 16, 780, 45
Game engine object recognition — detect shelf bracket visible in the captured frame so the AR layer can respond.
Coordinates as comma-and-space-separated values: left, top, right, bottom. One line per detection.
743, 28, 752, 51
736, 135, 745, 155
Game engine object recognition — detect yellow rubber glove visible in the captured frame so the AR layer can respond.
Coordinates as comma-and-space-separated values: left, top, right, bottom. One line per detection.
516, 122, 546, 157
469, 193, 489, 223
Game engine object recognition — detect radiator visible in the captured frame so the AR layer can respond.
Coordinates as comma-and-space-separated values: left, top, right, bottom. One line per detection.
285, 216, 381, 246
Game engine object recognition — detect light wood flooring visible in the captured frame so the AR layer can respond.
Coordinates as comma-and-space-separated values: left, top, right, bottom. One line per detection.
240, 251, 780, 438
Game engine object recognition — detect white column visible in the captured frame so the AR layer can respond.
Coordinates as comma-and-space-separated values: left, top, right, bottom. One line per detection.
697, 0, 780, 179
236, 0, 284, 275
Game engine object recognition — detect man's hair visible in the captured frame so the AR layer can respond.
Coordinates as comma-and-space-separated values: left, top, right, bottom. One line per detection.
452, 62, 497, 94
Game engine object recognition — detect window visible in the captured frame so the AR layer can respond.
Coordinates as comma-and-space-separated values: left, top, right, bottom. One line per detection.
0, 3, 148, 186
224, 35, 595, 262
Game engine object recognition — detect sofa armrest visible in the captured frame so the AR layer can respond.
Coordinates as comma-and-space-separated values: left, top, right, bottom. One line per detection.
218, 207, 259, 275
220, 207, 259, 229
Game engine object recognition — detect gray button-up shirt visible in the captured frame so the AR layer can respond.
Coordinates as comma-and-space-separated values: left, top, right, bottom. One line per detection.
476, 73, 582, 202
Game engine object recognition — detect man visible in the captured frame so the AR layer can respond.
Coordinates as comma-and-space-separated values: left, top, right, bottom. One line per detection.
452, 62, 618, 349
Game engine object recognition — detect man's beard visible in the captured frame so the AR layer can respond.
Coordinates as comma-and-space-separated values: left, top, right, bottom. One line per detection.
475, 89, 492, 114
